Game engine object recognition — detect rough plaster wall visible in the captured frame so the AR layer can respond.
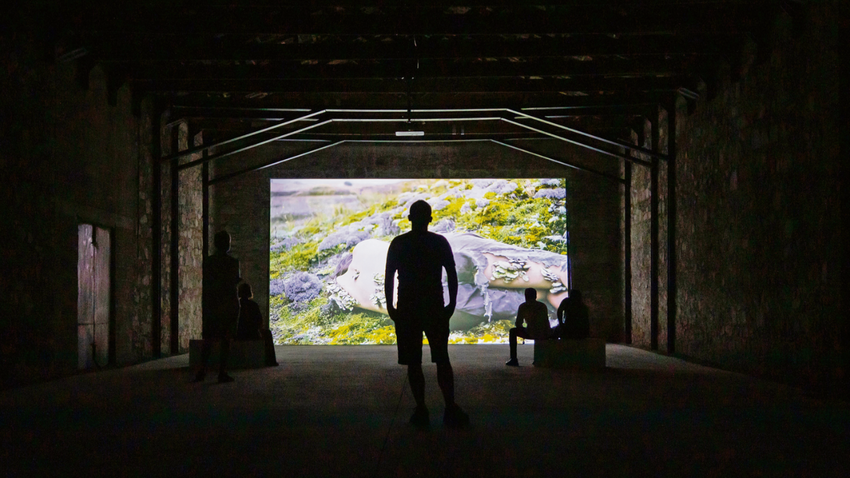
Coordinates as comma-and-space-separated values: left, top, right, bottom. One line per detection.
130, 100, 155, 362
177, 129, 204, 351
628, 123, 652, 347
210, 140, 623, 341
160, 124, 173, 354
630, 111, 670, 350
0, 22, 153, 386
629, 3, 841, 392
158, 123, 204, 353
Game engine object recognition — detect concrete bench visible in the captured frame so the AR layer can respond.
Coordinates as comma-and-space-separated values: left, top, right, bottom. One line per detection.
533, 338, 606, 369
189, 339, 266, 370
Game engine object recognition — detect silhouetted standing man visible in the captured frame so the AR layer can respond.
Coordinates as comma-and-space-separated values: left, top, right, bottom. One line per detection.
196, 231, 240, 383
385, 200, 469, 428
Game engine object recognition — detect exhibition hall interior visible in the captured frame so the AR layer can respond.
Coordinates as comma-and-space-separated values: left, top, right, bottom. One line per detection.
0, 1, 845, 476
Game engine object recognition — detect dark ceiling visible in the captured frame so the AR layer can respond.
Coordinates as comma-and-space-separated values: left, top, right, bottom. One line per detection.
48, 0, 799, 145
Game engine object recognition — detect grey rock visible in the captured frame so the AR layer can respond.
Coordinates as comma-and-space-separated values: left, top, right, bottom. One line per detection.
486, 180, 518, 195
431, 218, 456, 233
318, 229, 371, 251
283, 272, 323, 303
269, 278, 286, 297
534, 188, 566, 199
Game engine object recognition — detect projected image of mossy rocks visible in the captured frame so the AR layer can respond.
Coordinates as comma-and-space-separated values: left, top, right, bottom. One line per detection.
269, 178, 569, 345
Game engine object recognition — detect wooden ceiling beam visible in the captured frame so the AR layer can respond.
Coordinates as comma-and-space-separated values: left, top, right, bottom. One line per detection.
89, 34, 740, 62
125, 57, 696, 82
163, 91, 663, 110
65, 3, 769, 36
133, 75, 686, 94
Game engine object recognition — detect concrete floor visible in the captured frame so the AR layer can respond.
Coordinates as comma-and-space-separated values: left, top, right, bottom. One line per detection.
1, 344, 847, 477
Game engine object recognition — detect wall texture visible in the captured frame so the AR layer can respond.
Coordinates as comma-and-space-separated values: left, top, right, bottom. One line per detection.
628, 3, 841, 393
208, 139, 624, 341
0, 19, 158, 386
159, 122, 204, 355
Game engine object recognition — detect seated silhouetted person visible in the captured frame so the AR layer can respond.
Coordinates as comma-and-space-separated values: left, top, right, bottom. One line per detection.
557, 289, 589, 339
196, 231, 240, 383
506, 288, 553, 366
236, 282, 279, 367
236, 283, 262, 340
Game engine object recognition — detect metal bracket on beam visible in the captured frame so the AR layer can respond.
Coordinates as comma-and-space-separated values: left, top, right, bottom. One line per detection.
489, 140, 624, 184
161, 109, 328, 163
500, 117, 651, 168
505, 109, 668, 162
176, 119, 334, 171
209, 141, 345, 185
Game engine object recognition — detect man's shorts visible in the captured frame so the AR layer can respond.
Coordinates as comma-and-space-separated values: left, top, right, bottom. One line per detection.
394, 307, 450, 365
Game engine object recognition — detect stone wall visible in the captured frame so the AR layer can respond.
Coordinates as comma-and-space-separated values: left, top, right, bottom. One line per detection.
0, 15, 157, 386
158, 122, 204, 354
629, 111, 670, 350
628, 3, 841, 393
209, 139, 624, 341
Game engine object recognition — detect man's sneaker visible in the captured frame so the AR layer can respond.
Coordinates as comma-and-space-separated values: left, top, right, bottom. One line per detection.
505, 358, 519, 367
217, 373, 235, 383
443, 404, 470, 428
409, 405, 429, 429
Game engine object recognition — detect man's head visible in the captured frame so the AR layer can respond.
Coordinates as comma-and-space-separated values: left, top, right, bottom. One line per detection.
408, 200, 432, 230
214, 231, 231, 253
524, 288, 537, 302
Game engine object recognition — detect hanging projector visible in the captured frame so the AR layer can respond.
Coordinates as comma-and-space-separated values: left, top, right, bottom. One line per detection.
395, 130, 425, 137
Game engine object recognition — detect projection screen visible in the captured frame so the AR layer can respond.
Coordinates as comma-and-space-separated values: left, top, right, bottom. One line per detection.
269, 178, 568, 345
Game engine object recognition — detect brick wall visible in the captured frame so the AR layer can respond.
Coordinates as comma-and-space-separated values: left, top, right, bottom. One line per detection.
628, 3, 841, 393
0, 17, 158, 386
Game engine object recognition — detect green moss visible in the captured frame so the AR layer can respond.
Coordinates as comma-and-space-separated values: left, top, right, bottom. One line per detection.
327, 316, 396, 344
432, 196, 468, 223
270, 242, 319, 278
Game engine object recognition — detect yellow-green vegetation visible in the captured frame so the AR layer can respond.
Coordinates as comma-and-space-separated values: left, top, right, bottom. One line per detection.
436, 181, 566, 253
270, 243, 318, 278
269, 293, 398, 345
326, 319, 396, 345
338, 197, 398, 228
448, 320, 514, 344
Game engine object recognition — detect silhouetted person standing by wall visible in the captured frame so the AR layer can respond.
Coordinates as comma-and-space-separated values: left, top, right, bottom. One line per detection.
506, 288, 552, 366
196, 231, 240, 383
558, 289, 589, 339
236, 282, 279, 367
385, 200, 469, 428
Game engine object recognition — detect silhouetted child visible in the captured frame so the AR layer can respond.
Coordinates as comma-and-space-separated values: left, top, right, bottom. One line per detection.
236, 282, 279, 367
506, 288, 553, 366
196, 231, 240, 383
236, 283, 262, 340
557, 289, 590, 339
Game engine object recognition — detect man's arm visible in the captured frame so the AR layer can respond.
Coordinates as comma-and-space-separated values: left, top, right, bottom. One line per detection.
384, 242, 398, 320
557, 297, 568, 323
515, 303, 526, 329
442, 239, 458, 317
